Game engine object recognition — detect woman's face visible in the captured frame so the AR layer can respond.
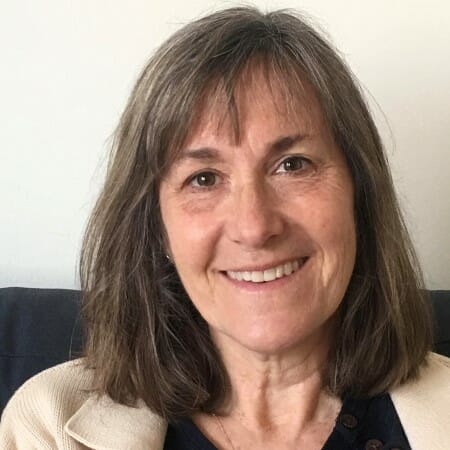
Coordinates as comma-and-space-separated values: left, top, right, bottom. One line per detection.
159, 76, 356, 355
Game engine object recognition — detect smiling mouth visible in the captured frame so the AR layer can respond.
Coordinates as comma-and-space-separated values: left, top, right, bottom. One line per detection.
224, 257, 308, 283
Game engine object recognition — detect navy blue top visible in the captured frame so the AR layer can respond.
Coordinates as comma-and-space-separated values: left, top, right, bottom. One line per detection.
164, 393, 411, 449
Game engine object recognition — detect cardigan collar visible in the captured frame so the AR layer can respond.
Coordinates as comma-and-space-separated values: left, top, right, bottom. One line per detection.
390, 353, 450, 450
65, 395, 167, 450
64, 353, 449, 450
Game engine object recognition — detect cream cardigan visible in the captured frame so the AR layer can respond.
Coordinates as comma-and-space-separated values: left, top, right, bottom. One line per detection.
1, 353, 449, 449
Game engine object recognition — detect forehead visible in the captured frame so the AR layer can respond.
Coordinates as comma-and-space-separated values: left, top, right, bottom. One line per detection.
180, 65, 327, 153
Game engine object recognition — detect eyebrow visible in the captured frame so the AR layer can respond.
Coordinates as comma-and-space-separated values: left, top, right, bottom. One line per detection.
271, 134, 307, 153
174, 133, 308, 166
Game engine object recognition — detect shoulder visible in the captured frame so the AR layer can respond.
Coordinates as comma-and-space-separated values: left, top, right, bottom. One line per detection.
0, 359, 93, 449
432, 352, 450, 369
0, 359, 168, 450
390, 352, 450, 450
393, 352, 450, 398
2, 359, 93, 417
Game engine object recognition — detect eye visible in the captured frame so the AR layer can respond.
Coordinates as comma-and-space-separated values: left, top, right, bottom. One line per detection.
275, 155, 311, 173
188, 171, 218, 188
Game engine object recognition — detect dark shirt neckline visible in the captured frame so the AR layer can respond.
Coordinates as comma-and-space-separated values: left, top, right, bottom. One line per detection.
164, 393, 411, 449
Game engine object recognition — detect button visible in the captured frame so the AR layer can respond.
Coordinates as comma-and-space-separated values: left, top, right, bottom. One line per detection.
365, 439, 383, 450
339, 413, 358, 428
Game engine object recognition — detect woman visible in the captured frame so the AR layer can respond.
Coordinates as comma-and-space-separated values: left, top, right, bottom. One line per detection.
1, 7, 449, 450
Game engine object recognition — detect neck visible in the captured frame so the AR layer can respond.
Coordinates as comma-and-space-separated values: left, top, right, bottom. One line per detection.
210, 324, 339, 434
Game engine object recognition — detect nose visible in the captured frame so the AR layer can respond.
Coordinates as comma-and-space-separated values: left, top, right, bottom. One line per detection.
226, 180, 285, 249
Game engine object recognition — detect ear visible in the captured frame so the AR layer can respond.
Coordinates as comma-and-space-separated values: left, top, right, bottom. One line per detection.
160, 223, 173, 261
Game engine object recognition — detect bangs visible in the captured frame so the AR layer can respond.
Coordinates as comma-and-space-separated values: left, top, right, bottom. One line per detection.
162, 52, 317, 171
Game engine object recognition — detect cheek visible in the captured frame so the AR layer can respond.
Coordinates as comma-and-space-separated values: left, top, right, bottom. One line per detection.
314, 191, 356, 290
289, 173, 355, 270
161, 199, 221, 300
324, 217, 356, 288
160, 187, 213, 256
291, 180, 355, 240
166, 210, 218, 265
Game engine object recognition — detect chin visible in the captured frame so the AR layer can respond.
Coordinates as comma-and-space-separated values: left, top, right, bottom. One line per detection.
229, 321, 323, 356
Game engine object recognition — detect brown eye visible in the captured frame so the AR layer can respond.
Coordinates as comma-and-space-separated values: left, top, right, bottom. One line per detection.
276, 156, 310, 173
283, 156, 304, 171
191, 172, 217, 187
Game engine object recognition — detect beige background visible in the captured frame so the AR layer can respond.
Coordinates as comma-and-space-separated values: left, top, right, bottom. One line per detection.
1, 0, 449, 289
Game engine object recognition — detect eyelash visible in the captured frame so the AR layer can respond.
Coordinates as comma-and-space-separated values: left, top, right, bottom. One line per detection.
186, 155, 312, 190
275, 155, 312, 174
187, 171, 219, 191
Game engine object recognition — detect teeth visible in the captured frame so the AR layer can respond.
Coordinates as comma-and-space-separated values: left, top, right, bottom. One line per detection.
243, 271, 251, 281
234, 271, 243, 281
251, 271, 264, 282
263, 268, 277, 282
275, 265, 284, 278
227, 259, 304, 283
284, 262, 293, 275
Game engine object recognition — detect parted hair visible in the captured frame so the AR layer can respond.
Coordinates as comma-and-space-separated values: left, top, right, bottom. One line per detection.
80, 6, 433, 421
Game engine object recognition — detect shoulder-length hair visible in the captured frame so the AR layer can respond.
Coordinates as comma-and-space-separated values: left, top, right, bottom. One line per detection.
80, 6, 433, 421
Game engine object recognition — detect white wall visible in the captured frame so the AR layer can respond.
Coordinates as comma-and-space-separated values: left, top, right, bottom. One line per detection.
1, 0, 449, 289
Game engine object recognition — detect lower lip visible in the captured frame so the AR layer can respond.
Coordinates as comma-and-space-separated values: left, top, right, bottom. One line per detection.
221, 258, 309, 292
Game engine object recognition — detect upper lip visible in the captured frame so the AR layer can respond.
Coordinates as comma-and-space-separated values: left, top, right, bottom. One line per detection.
222, 256, 308, 273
